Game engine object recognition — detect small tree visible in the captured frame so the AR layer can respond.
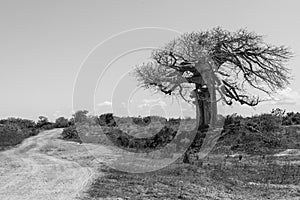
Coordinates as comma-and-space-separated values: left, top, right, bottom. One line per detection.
37, 116, 50, 128
73, 110, 89, 123
55, 117, 69, 128
133, 27, 292, 163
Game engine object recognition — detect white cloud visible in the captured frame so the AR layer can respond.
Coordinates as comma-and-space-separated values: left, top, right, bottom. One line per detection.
138, 98, 167, 108
97, 101, 112, 107
269, 87, 300, 105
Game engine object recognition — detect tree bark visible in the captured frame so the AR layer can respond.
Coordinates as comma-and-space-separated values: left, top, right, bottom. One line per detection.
183, 85, 211, 163
211, 87, 218, 127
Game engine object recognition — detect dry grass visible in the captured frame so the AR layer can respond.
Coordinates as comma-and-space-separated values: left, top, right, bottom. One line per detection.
85, 154, 300, 200
74, 121, 300, 199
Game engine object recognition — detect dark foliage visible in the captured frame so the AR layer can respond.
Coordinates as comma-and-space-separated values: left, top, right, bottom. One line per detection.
103, 119, 181, 152
61, 126, 80, 141
282, 112, 300, 125
132, 116, 152, 126
35, 116, 56, 130
216, 112, 291, 155
55, 117, 69, 128
0, 118, 36, 129
73, 110, 89, 123
98, 113, 117, 127
0, 118, 39, 150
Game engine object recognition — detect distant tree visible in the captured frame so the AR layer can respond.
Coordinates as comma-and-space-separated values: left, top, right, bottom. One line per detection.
61, 126, 80, 141
37, 116, 50, 128
133, 27, 292, 163
98, 113, 117, 127
55, 117, 69, 128
68, 118, 75, 126
73, 110, 89, 123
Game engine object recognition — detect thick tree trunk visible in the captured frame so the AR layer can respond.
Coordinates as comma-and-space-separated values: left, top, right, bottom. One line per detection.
193, 58, 217, 127
183, 85, 211, 163
182, 59, 216, 163
211, 85, 218, 127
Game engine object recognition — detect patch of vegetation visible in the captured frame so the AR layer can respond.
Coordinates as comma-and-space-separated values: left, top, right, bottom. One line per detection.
55, 117, 69, 128
0, 114, 75, 150
282, 112, 300, 125
215, 110, 300, 155
87, 164, 211, 200
63, 112, 194, 153
98, 113, 117, 127
61, 126, 81, 142
36, 116, 56, 130
87, 158, 300, 200
56, 109, 300, 199
0, 118, 39, 150
66, 109, 300, 156
102, 122, 180, 153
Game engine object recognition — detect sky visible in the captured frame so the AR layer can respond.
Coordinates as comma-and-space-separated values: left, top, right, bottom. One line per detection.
0, 0, 300, 121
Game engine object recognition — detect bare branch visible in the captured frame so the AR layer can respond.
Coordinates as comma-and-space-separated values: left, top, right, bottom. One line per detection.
133, 27, 292, 107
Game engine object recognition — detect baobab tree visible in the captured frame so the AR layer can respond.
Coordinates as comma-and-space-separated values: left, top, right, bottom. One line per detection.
133, 27, 292, 162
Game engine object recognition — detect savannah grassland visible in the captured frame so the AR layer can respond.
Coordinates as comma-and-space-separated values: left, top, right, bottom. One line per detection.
69, 113, 300, 200
1, 113, 299, 199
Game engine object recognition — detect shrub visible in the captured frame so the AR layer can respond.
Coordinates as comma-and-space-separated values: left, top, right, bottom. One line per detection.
283, 112, 300, 125
247, 113, 282, 133
0, 124, 23, 147
0, 118, 36, 129
132, 116, 143, 125
132, 116, 152, 126
98, 113, 117, 127
67, 117, 74, 125
73, 110, 89, 123
55, 117, 69, 128
61, 126, 80, 140
36, 116, 49, 127
0, 118, 39, 149
102, 120, 179, 152
216, 112, 284, 155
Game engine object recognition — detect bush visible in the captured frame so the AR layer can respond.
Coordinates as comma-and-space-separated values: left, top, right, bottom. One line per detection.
132, 116, 152, 126
0, 118, 39, 150
98, 113, 117, 127
216, 111, 285, 155
0, 124, 23, 148
73, 110, 89, 123
0, 118, 36, 129
246, 113, 282, 133
283, 112, 300, 125
103, 120, 180, 152
36, 116, 49, 127
168, 118, 181, 125
61, 126, 80, 140
55, 117, 69, 128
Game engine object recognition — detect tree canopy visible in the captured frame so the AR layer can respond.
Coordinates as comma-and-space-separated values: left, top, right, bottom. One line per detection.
134, 27, 292, 107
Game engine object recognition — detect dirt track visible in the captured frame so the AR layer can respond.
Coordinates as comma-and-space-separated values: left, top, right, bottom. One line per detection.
0, 129, 115, 200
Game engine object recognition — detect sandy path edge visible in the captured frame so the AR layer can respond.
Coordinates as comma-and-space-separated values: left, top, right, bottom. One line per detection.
0, 129, 103, 200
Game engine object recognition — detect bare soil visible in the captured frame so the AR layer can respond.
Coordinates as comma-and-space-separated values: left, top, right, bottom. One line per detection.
0, 129, 117, 200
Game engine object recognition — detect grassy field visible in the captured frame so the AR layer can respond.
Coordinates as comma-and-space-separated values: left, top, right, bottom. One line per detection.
61, 114, 300, 199
85, 153, 300, 200
79, 127, 300, 200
